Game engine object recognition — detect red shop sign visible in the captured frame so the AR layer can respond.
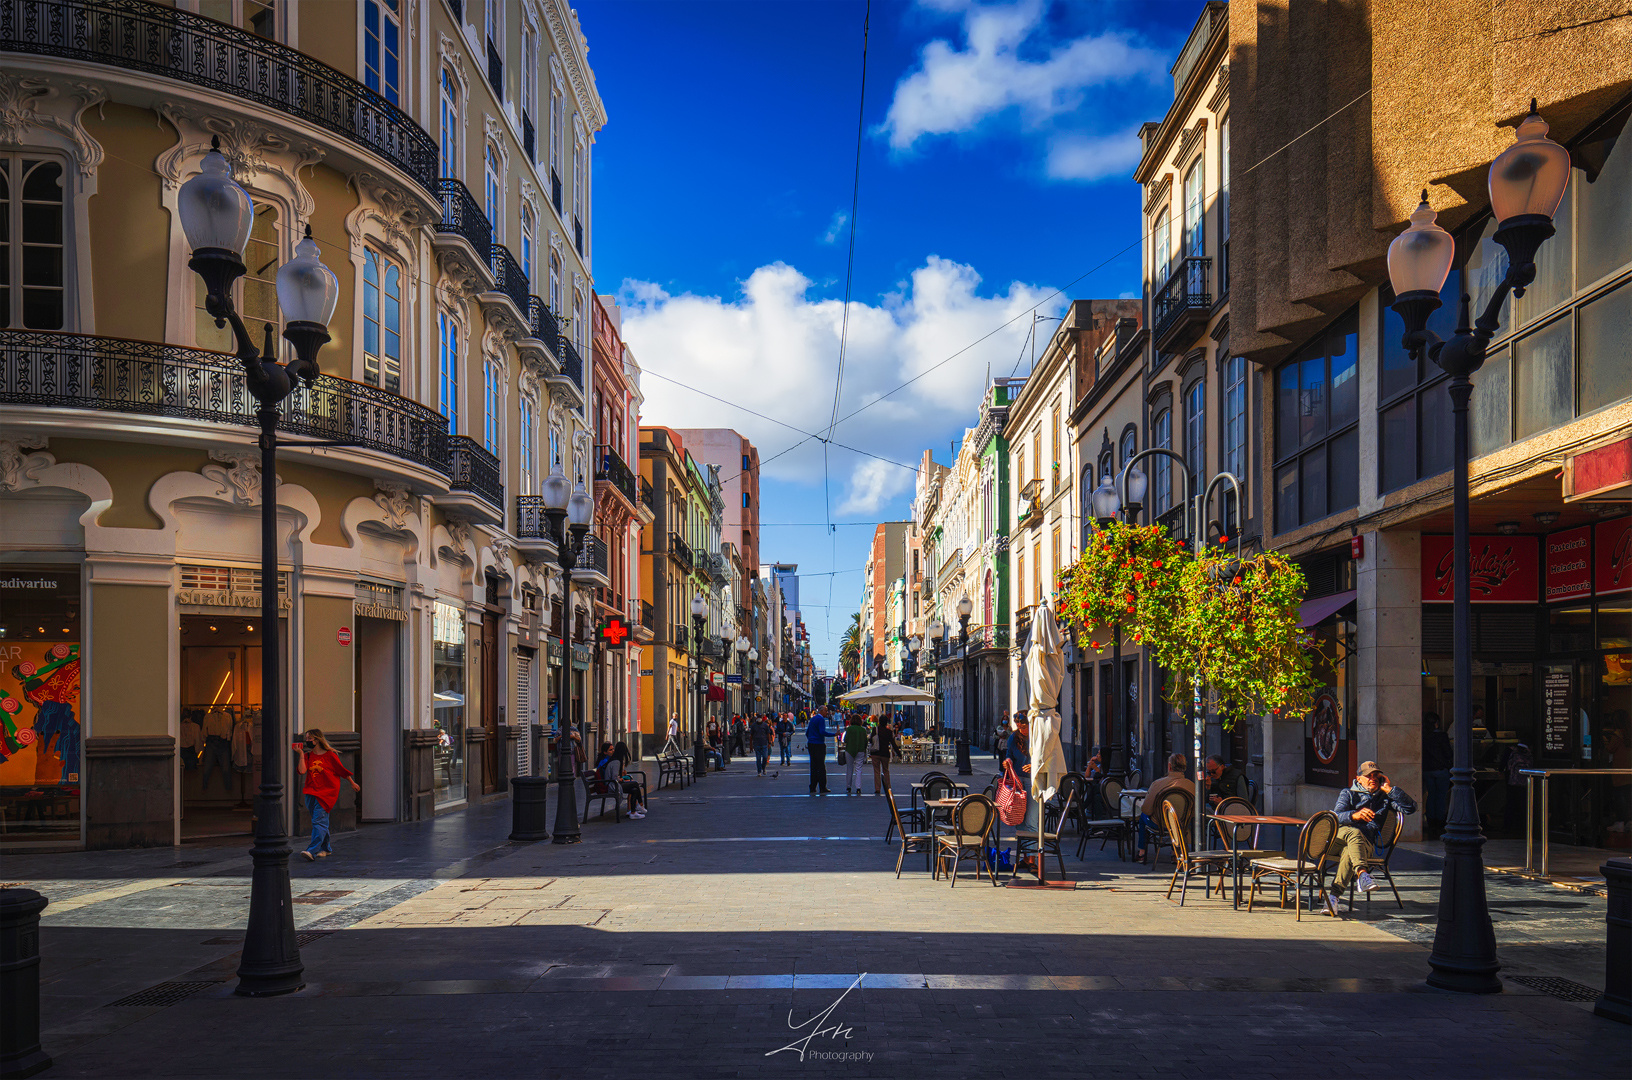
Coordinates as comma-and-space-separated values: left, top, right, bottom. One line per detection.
1420, 535, 1538, 603
1597, 516, 1632, 596
1544, 526, 1593, 603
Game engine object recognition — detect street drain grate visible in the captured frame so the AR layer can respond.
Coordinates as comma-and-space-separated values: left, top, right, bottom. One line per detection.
201, 937, 240, 945
296, 930, 333, 947
292, 890, 353, 905
1510, 976, 1600, 1002
107, 981, 219, 1008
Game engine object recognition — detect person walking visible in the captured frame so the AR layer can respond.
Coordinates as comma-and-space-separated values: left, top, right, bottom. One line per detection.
869, 710, 898, 796
842, 713, 870, 795
776, 712, 794, 766
293, 729, 358, 861
806, 709, 832, 795
751, 714, 774, 776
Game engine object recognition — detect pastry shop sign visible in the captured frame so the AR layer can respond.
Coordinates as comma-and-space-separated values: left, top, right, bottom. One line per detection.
1544, 525, 1593, 603
1420, 535, 1538, 603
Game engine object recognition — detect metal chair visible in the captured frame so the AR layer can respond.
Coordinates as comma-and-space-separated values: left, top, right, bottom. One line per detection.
1346, 808, 1407, 911
1078, 777, 1129, 860
888, 793, 934, 878
1056, 772, 1090, 839
883, 790, 925, 844
1248, 811, 1338, 920
933, 794, 998, 886
1013, 785, 1076, 879
1148, 789, 1193, 871
1163, 797, 1230, 904
1211, 796, 1284, 878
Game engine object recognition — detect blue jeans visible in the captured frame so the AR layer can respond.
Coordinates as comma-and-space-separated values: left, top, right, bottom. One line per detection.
778, 737, 792, 765
305, 794, 331, 855
1136, 812, 1157, 855
755, 745, 771, 773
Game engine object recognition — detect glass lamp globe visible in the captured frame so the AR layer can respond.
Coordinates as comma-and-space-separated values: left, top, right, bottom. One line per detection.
956, 594, 974, 619
178, 144, 253, 257
276, 226, 339, 328
691, 593, 708, 619
1489, 107, 1570, 224
926, 617, 944, 641
1386, 194, 1455, 297
566, 482, 594, 528
908, 634, 922, 652
1091, 473, 1121, 522
541, 458, 570, 512
736, 635, 750, 653
1126, 462, 1149, 506
748, 647, 759, 662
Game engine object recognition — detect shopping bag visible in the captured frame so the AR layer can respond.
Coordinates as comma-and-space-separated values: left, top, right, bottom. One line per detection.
995, 759, 1028, 825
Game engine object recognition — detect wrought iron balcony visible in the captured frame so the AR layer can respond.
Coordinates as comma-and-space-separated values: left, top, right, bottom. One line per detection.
0, 0, 438, 194
527, 296, 559, 348
574, 533, 608, 579
699, 635, 724, 660
436, 177, 492, 257
443, 434, 503, 509
668, 532, 694, 571
596, 443, 638, 505
0, 329, 447, 472
1152, 256, 1213, 351
488, 244, 530, 315
558, 338, 584, 390
672, 624, 688, 654
515, 495, 553, 542
640, 476, 654, 509
641, 600, 655, 631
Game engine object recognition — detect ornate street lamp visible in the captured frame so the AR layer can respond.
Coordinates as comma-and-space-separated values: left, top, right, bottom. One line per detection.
691, 593, 710, 777
954, 594, 975, 776
180, 139, 337, 998
748, 645, 760, 711
538, 460, 593, 844
1386, 101, 1568, 996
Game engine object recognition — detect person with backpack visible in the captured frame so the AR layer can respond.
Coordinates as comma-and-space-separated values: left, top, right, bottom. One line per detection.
776, 712, 794, 766
805, 710, 832, 795
842, 713, 870, 795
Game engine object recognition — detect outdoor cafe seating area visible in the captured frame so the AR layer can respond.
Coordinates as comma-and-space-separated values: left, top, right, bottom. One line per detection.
881, 767, 1407, 916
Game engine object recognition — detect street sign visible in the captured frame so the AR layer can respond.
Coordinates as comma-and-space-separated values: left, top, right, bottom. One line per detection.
726, 674, 742, 684
337, 626, 352, 646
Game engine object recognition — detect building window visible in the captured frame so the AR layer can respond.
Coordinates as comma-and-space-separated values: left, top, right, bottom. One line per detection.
483, 359, 501, 455
1379, 277, 1457, 494
548, 425, 560, 470
1050, 526, 1061, 594
1185, 378, 1206, 497
742, 492, 750, 509
1221, 354, 1246, 528
549, 250, 562, 315
549, 81, 562, 191
1, 155, 65, 330
1182, 157, 1205, 259
1151, 207, 1171, 291
196, 201, 277, 351
742, 453, 751, 471
519, 203, 534, 285
484, 143, 502, 240
1033, 541, 1042, 606
1219, 118, 1231, 295
362, 249, 402, 393
1275, 308, 1360, 532
362, 0, 401, 105
1016, 551, 1026, 611
438, 311, 459, 431
521, 24, 538, 156
484, 0, 504, 98
1119, 426, 1137, 470
439, 68, 460, 178
1152, 406, 1172, 515
573, 289, 585, 351
520, 395, 536, 495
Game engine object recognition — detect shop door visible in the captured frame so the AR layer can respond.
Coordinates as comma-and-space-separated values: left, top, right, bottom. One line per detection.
179, 615, 280, 839
356, 619, 400, 821
1098, 662, 1113, 756
481, 612, 500, 794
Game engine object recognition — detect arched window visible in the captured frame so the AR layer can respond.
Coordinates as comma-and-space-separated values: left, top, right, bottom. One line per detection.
362, 249, 402, 393
439, 68, 459, 178
549, 250, 561, 314
520, 395, 537, 495
1151, 206, 1171, 290
1185, 378, 1206, 495
573, 289, 585, 351
363, 0, 402, 105
1119, 426, 1137, 469
484, 143, 502, 239
196, 201, 277, 351
2, 155, 65, 330
1152, 407, 1172, 515
519, 204, 535, 286
983, 569, 993, 626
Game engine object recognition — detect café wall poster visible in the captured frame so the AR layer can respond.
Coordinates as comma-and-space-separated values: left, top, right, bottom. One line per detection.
1420, 535, 1539, 603
1597, 517, 1631, 596
1304, 688, 1348, 788
0, 640, 82, 788
1542, 666, 1572, 758
1544, 525, 1593, 603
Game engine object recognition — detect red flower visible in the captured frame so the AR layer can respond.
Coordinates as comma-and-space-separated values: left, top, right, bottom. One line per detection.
1233, 576, 1242, 585
1134, 572, 1144, 581
1153, 560, 1163, 569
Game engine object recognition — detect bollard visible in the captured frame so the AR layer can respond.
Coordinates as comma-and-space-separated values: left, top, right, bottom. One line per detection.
510, 775, 552, 841
1597, 858, 1631, 1025
0, 889, 51, 1080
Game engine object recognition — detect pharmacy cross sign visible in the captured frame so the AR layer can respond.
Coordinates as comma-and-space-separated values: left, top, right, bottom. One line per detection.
599, 616, 630, 648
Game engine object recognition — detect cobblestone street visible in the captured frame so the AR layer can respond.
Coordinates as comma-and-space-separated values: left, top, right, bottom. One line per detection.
7, 760, 1624, 1079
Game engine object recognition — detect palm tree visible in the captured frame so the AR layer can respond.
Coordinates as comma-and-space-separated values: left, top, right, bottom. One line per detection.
840, 612, 861, 679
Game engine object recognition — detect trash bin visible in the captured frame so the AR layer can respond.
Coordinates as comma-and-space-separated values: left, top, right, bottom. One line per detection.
1, 888, 51, 1080
510, 775, 551, 842
1598, 857, 1631, 1025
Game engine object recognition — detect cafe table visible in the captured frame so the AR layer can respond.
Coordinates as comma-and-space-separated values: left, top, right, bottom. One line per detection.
1212, 813, 1307, 908
923, 797, 968, 872
909, 780, 969, 820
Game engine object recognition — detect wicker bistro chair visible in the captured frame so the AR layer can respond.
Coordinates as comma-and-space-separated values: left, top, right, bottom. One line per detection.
1013, 785, 1077, 880
883, 792, 926, 844
1078, 778, 1130, 860
1163, 797, 1230, 905
1149, 789, 1194, 871
888, 793, 935, 878
922, 775, 959, 830
1211, 797, 1285, 874
1346, 808, 1407, 911
933, 794, 999, 886
1247, 811, 1340, 920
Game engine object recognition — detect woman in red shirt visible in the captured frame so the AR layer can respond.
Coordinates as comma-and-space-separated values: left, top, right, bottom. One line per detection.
294, 729, 358, 861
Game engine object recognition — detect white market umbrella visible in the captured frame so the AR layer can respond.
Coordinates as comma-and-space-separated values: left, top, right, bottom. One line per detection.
839, 680, 934, 704
1023, 598, 1068, 884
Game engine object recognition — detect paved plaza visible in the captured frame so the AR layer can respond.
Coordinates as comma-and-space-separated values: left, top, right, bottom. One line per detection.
6, 758, 1626, 1079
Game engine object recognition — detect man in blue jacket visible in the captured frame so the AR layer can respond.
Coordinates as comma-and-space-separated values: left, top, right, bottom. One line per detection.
806, 710, 832, 795
1324, 761, 1416, 916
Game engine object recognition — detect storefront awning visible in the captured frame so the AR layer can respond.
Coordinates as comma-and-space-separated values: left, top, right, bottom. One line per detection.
1298, 589, 1357, 628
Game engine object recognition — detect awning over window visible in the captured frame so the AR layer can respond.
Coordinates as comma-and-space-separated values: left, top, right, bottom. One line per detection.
1298, 589, 1357, 628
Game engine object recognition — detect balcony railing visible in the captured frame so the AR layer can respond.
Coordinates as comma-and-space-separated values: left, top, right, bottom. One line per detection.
436, 177, 491, 256
596, 443, 638, 504
1152, 256, 1212, 349
515, 495, 551, 541
700, 635, 724, 660
641, 600, 654, 631
551, 169, 563, 214
640, 476, 654, 509
526, 296, 559, 347
672, 624, 688, 653
443, 434, 503, 508
668, 532, 694, 570
0, 330, 447, 472
488, 244, 529, 314
558, 338, 584, 390
576, 533, 608, 577
0, 0, 439, 193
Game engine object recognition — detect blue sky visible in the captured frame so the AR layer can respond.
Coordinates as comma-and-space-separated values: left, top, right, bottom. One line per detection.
575, 0, 1202, 668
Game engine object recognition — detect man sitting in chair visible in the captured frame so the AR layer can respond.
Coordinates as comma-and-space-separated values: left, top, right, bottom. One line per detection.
1324, 761, 1415, 917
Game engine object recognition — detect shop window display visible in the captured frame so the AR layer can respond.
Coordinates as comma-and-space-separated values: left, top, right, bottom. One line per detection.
433, 600, 467, 806
0, 567, 82, 840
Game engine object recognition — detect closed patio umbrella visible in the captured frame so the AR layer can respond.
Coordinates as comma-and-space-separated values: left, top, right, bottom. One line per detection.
1022, 598, 1068, 885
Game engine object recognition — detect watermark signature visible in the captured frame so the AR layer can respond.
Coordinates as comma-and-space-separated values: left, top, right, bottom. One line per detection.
765, 973, 873, 1062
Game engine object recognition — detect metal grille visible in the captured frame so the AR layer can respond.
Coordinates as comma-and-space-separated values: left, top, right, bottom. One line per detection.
292, 890, 352, 905
516, 655, 533, 776
107, 981, 218, 1008
355, 580, 404, 608
1510, 975, 1600, 1002
295, 930, 333, 948
1478, 610, 1538, 654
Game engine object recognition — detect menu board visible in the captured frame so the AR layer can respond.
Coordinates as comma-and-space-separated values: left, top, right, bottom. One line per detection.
1541, 666, 1572, 757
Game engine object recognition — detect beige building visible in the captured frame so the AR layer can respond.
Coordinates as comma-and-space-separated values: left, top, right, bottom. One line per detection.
1229, 0, 1631, 843
0, 0, 606, 849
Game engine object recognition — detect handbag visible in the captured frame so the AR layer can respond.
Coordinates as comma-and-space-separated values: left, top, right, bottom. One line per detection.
837, 747, 847, 765
996, 759, 1028, 826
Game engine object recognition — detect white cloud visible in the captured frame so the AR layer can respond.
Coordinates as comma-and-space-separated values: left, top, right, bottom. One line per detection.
821, 210, 849, 245
880, 0, 1164, 152
618, 257, 1058, 515
1044, 128, 1144, 182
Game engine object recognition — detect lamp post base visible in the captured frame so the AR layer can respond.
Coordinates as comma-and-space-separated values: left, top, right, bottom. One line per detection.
234, 799, 303, 996
1426, 829, 1502, 994
551, 746, 581, 844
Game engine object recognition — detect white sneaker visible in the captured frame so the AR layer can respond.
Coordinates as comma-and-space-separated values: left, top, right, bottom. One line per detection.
1357, 871, 1379, 893
1323, 892, 1341, 917
629, 810, 645, 819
